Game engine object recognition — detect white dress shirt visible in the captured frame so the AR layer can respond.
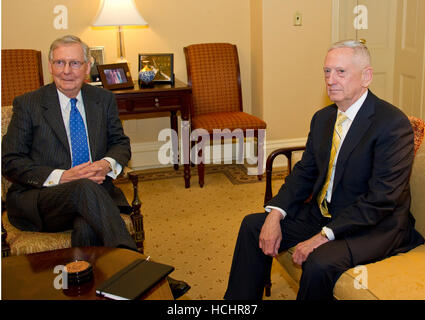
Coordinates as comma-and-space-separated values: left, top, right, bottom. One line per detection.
265, 90, 368, 240
43, 90, 122, 186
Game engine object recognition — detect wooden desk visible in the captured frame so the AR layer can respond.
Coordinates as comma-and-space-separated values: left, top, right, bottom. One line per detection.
2, 247, 173, 300
114, 80, 192, 188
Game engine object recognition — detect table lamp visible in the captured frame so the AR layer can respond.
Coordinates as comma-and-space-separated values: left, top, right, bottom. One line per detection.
93, 0, 148, 62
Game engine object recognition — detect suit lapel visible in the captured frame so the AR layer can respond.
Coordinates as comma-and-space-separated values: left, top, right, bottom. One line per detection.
81, 84, 101, 161
332, 92, 376, 192
41, 83, 72, 161
315, 107, 338, 192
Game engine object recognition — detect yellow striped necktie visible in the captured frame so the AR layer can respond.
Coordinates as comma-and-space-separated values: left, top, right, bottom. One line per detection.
317, 112, 348, 217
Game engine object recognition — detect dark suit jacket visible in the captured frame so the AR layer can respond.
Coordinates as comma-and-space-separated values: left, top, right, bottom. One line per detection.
2, 82, 131, 231
266, 91, 424, 265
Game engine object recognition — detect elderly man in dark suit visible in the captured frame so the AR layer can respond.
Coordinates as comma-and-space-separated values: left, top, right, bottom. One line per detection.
224, 40, 424, 300
2, 35, 136, 249
2, 35, 190, 299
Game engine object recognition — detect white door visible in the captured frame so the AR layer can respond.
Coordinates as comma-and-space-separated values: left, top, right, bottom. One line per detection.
332, 0, 397, 103
393, 0, 425, 119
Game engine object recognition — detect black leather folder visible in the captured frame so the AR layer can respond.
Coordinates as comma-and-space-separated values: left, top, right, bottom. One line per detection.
95, 258, 174, 300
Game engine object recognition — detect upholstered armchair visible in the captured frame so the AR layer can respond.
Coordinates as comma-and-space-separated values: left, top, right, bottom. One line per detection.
1, 49, 145, 256
263, 116, 425, 299
1, 106, 145, 256
184, 43, 267, 187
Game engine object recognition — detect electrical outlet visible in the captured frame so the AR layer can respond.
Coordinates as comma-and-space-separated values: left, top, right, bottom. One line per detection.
294, 12, 302, 26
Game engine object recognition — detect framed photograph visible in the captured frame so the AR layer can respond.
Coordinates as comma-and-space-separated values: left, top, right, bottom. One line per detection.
138, 53, 174, 84
89, 46, 105, 83
97, 63, 134, 90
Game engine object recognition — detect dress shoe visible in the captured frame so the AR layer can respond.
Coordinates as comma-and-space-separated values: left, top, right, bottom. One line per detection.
167, 277, 191, 299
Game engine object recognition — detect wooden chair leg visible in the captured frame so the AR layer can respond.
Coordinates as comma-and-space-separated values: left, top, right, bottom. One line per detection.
190, 140, 195, 167
1, 205, 11, 257
196, 136, 205, 187
198, 163, 205, 188
265, 281, 272, 297
128, 172, 144, 253
256, 130, 265, 181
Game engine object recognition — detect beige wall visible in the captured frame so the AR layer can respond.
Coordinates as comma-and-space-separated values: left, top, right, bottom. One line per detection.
2, 0, 335, 167
263, 0, 332, 140
2, 0, 251, 144
250, 0, 264, 120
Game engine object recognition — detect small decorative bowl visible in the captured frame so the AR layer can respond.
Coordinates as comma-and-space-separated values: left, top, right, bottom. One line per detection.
139, 70, 156, 84
139, 60, 157, 86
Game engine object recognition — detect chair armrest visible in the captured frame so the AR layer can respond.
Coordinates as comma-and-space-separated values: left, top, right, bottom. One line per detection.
264, 146, 306, 206
119, 166, 134, 179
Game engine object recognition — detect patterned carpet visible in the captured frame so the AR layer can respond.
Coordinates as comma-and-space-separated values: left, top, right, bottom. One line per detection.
115, 164, 298, 300
118, 163, 287, 185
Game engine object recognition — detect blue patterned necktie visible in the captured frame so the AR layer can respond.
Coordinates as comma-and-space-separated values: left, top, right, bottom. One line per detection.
69, 98, 90, 167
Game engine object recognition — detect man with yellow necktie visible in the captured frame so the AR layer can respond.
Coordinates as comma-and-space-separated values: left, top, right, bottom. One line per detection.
224, 40, 424, 300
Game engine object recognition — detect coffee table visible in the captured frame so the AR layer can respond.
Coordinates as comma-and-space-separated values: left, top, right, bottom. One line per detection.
2, 247, 173, 300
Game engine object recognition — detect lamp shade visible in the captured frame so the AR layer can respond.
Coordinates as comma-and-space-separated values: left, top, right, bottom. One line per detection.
93, 0, 148, 26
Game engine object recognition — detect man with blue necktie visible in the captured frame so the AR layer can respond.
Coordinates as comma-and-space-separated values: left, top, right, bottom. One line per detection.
2, 35, 136, 249
2, 35, 191, 299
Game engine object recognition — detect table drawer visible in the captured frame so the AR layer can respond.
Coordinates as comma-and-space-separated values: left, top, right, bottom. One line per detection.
117, 96, 181, 113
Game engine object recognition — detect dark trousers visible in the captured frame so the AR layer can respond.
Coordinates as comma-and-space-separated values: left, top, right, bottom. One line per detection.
224, 204, 353, 300
37, 179, 137, 250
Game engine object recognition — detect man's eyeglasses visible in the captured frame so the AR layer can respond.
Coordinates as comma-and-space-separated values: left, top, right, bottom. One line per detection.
52, 60, 86, 70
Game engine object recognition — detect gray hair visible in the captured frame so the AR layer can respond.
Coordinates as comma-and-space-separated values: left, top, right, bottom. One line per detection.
49, 35, 90, 62
328, 39, 371, 67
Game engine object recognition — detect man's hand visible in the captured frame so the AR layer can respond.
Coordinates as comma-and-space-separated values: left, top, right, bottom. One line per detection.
87, 160, 111, 184
60, 160, 111, 184
259, 209, 283, 257
60, 161, 96, 184
292, 232, 329, 265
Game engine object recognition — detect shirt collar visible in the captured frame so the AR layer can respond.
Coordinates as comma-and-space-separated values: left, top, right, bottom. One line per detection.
57, 89, 83, 111
338, 90, 368, 121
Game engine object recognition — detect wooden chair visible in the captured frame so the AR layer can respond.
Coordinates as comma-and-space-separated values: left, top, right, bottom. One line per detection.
262, 115, 425, 297
1, 50, 145, 257
184, 43, 267, 187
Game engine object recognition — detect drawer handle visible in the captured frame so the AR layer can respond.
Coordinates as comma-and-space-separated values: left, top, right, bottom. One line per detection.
155, 98, 159, 107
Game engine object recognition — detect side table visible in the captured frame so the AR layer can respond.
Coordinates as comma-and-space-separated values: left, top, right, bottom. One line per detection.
114, 80, 192, 188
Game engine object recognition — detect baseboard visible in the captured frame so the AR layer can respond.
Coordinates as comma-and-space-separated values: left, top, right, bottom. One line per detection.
127, 141, 166, 170
128, 137, 307, 171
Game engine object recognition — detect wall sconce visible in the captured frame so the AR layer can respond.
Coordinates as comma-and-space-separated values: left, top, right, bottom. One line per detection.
93, 0, 148, 62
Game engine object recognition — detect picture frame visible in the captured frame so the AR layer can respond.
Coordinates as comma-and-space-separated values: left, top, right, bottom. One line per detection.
138, 53, 174, 85
89, 46, 105, 83
97, 63, 134, 90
